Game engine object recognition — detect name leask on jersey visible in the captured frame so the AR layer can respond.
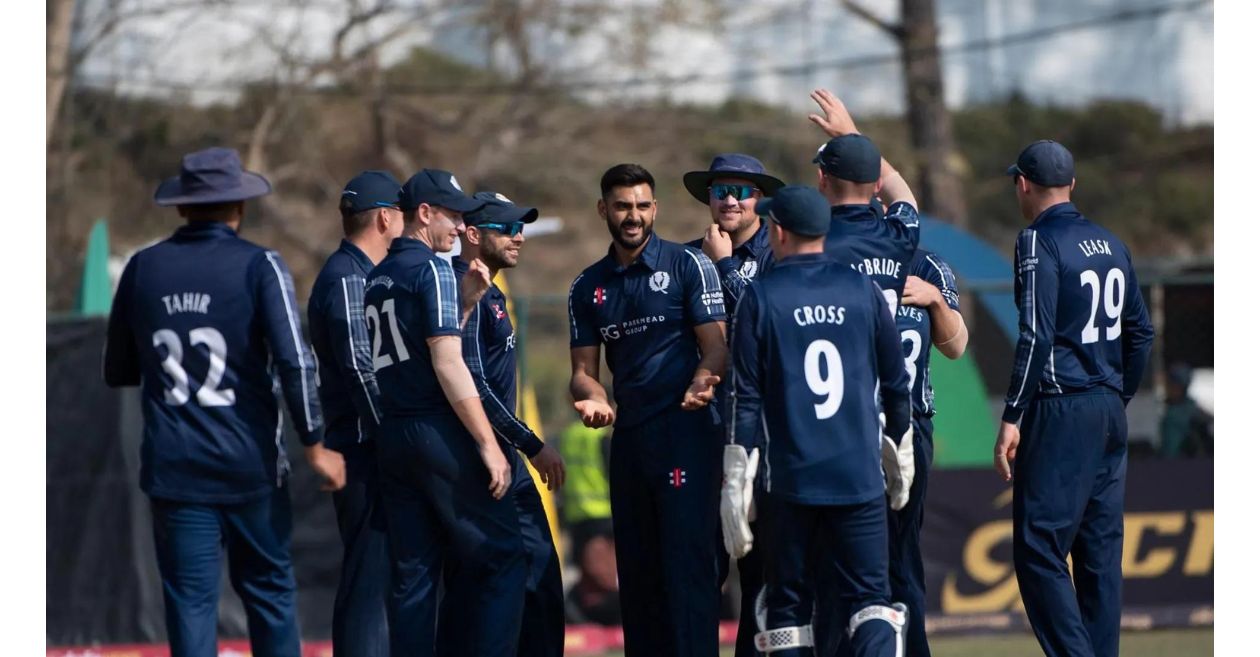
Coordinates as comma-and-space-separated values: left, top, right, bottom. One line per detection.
1078, 239, 1113, 258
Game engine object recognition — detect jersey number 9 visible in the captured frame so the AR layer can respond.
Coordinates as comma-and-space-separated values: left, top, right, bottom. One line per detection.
804, 339, 844, 420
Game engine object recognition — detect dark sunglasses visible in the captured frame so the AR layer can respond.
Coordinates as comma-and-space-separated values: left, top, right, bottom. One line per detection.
477, 221, 526, 237
709, 184, 758, 201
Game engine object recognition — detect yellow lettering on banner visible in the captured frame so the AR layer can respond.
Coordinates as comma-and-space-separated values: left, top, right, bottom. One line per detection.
1121, 512, 1185, 577
1183, 510, 1214, 576
941, 520, 1023, 613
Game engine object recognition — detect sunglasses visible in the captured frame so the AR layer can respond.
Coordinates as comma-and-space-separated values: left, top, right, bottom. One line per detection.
476, 221, 526, 237
710, 184, 758, 201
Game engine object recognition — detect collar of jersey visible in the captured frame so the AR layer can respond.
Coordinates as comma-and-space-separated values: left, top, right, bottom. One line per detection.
1031, 201, 1080, 226
737, 220, 770, 257
831, 203, 881, 223
388, 236, 438, 257
776, 252, 832, 266
337, 239, 375, 274
606, 232, 663, 274
173, 221, 238, 241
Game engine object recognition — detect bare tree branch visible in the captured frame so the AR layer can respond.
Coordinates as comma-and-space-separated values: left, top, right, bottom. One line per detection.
840, 0, 905, 39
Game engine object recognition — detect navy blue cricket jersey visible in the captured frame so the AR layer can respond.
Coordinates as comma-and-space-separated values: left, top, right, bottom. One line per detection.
453, 257, 544, 457
103, 222, 323, 504
686, 220, 775, 312
824, 201, 921, 312
729, 253, 911, 505
897, 250, 961, 419
308, 240, 382, 450
363, 238, 462, 418
568, 234, 726, 430
1001, 203, 1155, 423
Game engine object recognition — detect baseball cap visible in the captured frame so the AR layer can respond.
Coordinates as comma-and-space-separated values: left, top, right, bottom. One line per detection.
755, 185, 831, 237
1007, 140, 1075, 187
339, 170, 401, 214
463, 191, 539, 227
399, 169, 484, 212
813, 134, 881, 183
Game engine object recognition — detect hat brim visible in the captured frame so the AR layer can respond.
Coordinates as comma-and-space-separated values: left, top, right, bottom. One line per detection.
682, 171, 786, 204
1005, 164, 1022, 178
470, 205, 539, 227
153, 172, 272, 207
442, 195, 485, 213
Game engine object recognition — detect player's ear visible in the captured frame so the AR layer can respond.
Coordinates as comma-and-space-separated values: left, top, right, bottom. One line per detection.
597, 198, 607, 221
1069, 178, 1076, 193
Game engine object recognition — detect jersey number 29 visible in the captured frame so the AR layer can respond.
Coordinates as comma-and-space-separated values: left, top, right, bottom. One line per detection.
1080, 268, 1125, 344
804, 339, 844, 420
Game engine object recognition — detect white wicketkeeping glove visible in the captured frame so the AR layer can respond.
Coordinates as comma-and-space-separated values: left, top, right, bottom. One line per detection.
720, 445, 760, 559
881, 424, 915, 511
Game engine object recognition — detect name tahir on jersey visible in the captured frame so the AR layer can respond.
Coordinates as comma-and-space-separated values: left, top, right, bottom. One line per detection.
850, 258, 902, 279
162, 292, 211, 315
793, 304, 846, 327
1078, 239, 1113, 258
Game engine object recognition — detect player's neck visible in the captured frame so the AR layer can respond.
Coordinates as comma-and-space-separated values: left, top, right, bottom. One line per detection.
1026, 195, 1072, 222
348, 233, 389, 265
460, 252, 501, 280
612, 240, 648, 268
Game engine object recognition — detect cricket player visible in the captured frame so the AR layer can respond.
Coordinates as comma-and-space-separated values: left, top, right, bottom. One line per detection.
722, 185, 914, 657
452, 190, 567, 657
568, 164, 728, 656
308, 170, 405, 657
995, 141, 1154, 657
103, 147, 345, 657
808, 88, 920, 310
364, 169, 524, 657
892, 251, 969, 656
682, 152, 784, 657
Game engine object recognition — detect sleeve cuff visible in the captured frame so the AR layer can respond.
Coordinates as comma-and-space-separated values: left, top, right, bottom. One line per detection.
298, 425, 326, 447
518, 433, 545, 459
715, 256, 739, 278
1001, 405, 1024, 424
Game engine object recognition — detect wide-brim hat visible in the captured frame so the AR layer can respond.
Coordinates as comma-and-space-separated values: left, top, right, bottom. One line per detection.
154, 147, 272, 206
682, 153, 785, 204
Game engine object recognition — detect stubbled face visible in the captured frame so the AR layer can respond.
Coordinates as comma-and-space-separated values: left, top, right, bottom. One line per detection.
599, 183, 656, 250
426, 205, 465, 252
709, 176, 762, 235
474, 224, 524, 270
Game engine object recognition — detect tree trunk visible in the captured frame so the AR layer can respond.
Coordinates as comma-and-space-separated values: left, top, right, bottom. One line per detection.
47, 0, 76, 146
899, 0, 968, 226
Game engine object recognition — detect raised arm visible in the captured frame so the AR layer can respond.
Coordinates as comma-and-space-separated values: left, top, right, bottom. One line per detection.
807, 87, 917, 209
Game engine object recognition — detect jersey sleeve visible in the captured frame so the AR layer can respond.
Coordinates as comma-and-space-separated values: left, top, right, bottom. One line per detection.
682, 248, 726, 325
463, 301, 545, 457
256, 251, 324, 445
568, 273, 601, 348
885, 201, 922, 256
917, 251, 961, 311
728, 284, 764, 451
417, 258, 462, 339
1002, 229, 1060, 424
1119, 248, 1155, 402
103, 256, 141, 387
871, 280, 912, 440
316, 273, 383, 434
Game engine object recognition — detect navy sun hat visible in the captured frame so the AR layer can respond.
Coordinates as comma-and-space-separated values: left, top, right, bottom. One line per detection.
1007, 140, 1075, 187
154, 147, 272, 206
340, 170, 402, 215
463, 191, 539, 227
813, 134, 881, 184
682, 153, 786, 204
399, 169, 484, 213
755, 185, 831, 237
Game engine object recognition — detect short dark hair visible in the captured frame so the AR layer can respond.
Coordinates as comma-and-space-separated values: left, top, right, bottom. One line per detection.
341, 206, 377, 237
178, 201, 243, 223
600, 163, 655, 198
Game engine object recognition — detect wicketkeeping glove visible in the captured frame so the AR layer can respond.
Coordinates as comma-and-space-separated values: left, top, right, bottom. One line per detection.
881, 424, 915, 511
720, 444, 760, 559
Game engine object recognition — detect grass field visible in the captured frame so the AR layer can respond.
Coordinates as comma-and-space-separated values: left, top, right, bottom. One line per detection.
599, 628, 1213, 656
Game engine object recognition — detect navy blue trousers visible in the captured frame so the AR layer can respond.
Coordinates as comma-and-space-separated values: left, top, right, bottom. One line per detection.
1014, 391, 1127, 657
378, 415, 527, 657
887, 415, 934, 657
150, 489, 299, 657
761, 494, 895, 657
609, 404, 723, 657
440, 447, 566, 657
718, 518, 765, 657
330, 441, 391, 657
